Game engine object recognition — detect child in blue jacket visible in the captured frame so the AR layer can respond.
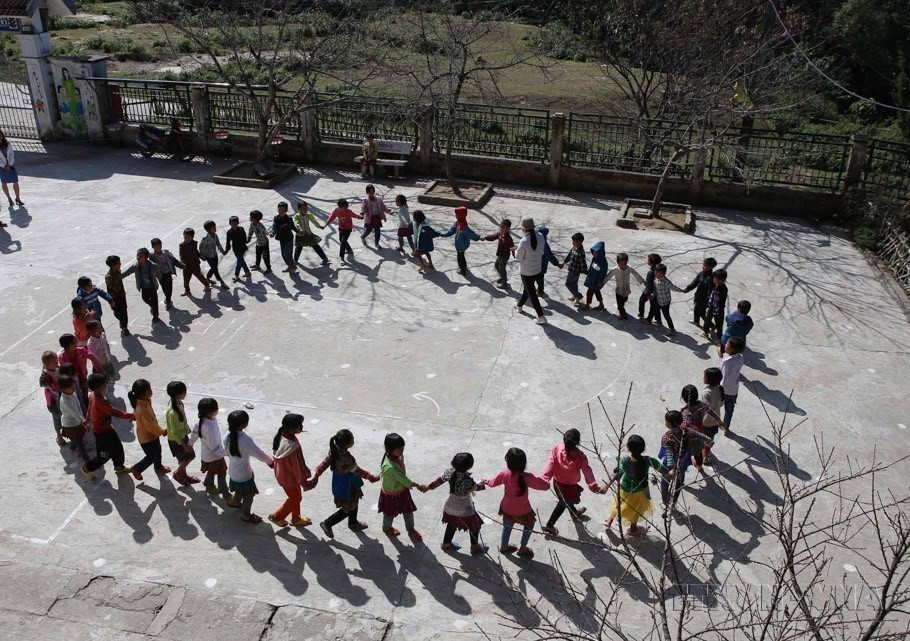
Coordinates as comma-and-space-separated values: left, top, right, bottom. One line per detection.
720, 300, 754, 355
535, 226, 560, 296
578, 241, 609, 311
440, 207, 481, 275
412, 210, 440, 273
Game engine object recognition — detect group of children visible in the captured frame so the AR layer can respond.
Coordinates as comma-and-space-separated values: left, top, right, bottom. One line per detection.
38, 326, 749, 552
35, 184, 760, 556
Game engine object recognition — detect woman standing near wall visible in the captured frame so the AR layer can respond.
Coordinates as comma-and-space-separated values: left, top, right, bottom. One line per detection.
0, 130, 23, 209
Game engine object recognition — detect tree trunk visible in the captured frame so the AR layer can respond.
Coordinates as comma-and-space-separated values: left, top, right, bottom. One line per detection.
651, 148, 686, 218
445, 122, 462, 197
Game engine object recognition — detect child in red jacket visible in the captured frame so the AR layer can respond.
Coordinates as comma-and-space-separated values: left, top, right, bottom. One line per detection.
268, 413, 314, 527
540, 429, 606, 536
81, 373, 135, 481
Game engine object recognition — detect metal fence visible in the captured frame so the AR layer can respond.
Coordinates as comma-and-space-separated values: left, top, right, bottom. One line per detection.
315, 94, 417, 146
93, 78, 910, 203
206, 87, 305, 140
862, 139, 910, 206
434, 103, 550, 162
110, 80, 194, 131
564, 114, 696, 177
0, 81, 39, 140
706, 129, 851, 193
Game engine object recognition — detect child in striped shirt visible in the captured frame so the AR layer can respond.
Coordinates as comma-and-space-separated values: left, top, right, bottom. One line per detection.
645, 263, 684, 335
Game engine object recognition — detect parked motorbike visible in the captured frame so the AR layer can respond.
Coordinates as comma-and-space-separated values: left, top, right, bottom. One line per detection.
136, 119, 191, 161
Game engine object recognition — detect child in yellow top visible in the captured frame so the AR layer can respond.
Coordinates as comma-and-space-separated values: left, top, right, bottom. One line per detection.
127, 379, 170, 482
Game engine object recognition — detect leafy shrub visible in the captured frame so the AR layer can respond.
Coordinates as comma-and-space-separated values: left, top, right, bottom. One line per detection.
49, 16, 98, 30
525, 23, 589, 62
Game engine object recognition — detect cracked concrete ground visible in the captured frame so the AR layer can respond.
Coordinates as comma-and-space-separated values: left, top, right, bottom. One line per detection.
0, 142, 908, 640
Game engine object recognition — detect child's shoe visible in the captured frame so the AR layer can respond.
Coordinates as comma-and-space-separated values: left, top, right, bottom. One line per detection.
205, 485, 219, 494
56, 436, 67, 447
500, 545, 518, 554
407, 529, 423, 542
320, 521, 334, 539
155, 465, 171, 474
517, 546, 534, 558
114, 465, 129, 474
81, 465, 95, 481
535, 316, 547, 325
593, 304, 606, 312
383, 527, 401, 537
290, 517, 312, 527
441, 542, 461, 551
570, 506, 587, 521
268, 514, 288, 527
349, 521, 369, 531
542, 525, 558, 536
470, 543, 488, 554
221, 492, 234, 503
130, 468, 143, 481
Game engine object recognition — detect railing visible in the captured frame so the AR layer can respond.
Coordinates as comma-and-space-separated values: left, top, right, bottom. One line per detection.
706, 129, 851, 193
108, 79, 195, 131
316, 94, 417, 145
434, 103, 550, 162
92, 77, 910, 204
862, 139, 910, 206
564, 114, 696, 177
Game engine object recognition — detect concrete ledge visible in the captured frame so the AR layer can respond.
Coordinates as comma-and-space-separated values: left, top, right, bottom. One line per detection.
212, 161, 298, 188
417, 180, 494, 209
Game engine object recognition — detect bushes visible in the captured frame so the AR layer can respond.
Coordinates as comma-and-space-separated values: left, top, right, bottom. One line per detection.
78, 35, 151, 61
524, 23, 589, 62
49, 16, 98, 30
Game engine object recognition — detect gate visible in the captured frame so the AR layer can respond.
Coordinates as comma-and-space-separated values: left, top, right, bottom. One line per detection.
0, 81, 39, 140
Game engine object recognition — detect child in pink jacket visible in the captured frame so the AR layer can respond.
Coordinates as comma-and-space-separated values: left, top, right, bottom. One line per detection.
540, 429, 605, 536
483, 447, 549, 558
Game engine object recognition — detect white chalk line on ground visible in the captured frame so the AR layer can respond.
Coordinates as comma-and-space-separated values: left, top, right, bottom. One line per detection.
8, 495, 92, 546
560, 328, 634, 414
0, 211, 200, 359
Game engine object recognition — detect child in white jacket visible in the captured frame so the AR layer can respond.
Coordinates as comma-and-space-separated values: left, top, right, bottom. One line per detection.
188, 398, 230, 501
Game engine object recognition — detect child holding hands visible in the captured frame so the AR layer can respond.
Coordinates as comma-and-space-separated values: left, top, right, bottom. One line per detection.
540, 429, 605, 536
268, 413, 314, 528
314, 429, 379, 539
378, 433, 424, 542
484, 447, 549, 558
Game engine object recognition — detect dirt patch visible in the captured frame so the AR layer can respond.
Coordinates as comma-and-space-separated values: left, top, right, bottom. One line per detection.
616, 199, 694, 233
418, 180, 494, 209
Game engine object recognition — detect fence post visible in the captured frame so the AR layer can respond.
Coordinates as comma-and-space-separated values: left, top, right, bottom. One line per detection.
549, 113, 566, 188
842, 134, 871, 194
189, 86, 209, 135
418, 105, 434, 171
301, 94, 317, 163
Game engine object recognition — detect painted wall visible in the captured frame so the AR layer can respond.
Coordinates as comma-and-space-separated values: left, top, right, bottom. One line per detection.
49, 58, 107, 139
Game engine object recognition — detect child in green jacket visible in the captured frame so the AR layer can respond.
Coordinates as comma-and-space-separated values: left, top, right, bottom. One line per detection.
378, 433, 427, 542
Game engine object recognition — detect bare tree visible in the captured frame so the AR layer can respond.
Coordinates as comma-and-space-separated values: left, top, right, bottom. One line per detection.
132, 0, 382, 168
565, 0, 814, 217
478, 387, 910, 641
388, 1, 546, 195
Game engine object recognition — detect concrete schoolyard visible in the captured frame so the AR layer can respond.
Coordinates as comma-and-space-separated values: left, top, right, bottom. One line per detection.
0, 142, 908, 640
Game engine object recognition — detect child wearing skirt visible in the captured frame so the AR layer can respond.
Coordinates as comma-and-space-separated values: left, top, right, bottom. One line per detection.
484, 447, 549, 558
190, 397, 232, 498
314, 429, 379, 539
426, 452, 488, 554
224, 409, 273, 523
394, 195, 414, 252
165, 381, 199, 486
540, 429, 605, 537
378, 433, 425, 542
605, 435, 671, 536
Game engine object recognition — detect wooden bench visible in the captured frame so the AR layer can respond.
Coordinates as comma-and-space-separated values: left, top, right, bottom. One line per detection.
355, 139, 413, 178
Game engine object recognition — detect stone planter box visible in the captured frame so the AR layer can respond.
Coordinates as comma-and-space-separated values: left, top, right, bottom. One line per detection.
212, 161, 297, 188
617, 198, 695, 234
417, 180, 494, 209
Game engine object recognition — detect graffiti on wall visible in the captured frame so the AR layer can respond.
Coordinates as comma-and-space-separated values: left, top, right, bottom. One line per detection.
57, 68, 86, 133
